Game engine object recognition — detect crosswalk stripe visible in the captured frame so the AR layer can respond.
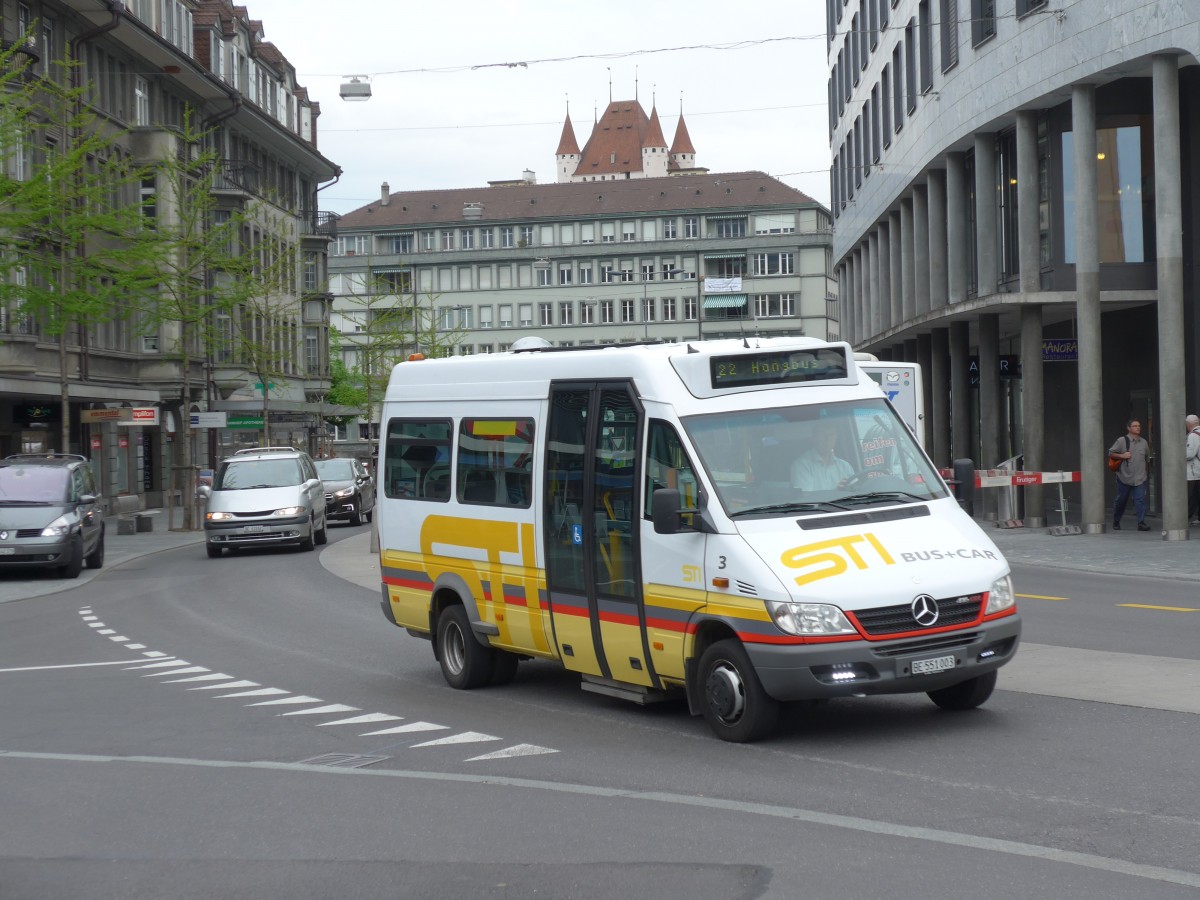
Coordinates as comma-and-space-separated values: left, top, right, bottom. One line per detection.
317, 713, 402, 727
245, 695, 323, 707
279, 704, 359, 717
360, 722, 448, 736
411, 731, 500, 747
214, 687, 288, 699
467, 744, 560, 761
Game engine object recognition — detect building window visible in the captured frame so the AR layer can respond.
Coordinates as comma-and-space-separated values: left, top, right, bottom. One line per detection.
620, 267, 634, 283
714, 218, 747, 239
892, 45, 904, 131
622, 223, 636, 242
753, 253, 794, 276
539, 303, 553, 326
683, 217, 698, 238
519, 304, 533, 327
135, 77, 150, 126
643, 296, 656, 323
881, 65, 892, 146
441, 230, 454, 251
971, 0, 996, 46
601, 222, 616, 242
558, 266, 573, 286
1061, 125, 1146, 264
581, 223, 595, 243
537, 266, 552, 287
684, 295, 697, 321
714, 258, 744, 278
499, 304, 513, 328
140, 176, 157, 226
519, 225, 534, 246
662, 297, 676, 321
754, 294, 795, 318
1016, 0, 1047, 15
663, 218, 677, 239
601, 264, 615, 284
479, 307, 493, 329
601, 300, 615, 324
579, 264, 593, 285
422, 231, 436, 251
460, 228, 474, 250
940, 0, 959, 72
480, 228, 494, 249
904, 19, 917, 113
500, 226, 514, 248
620, 299, 635, 323
641, 263, 654, 281
581, 303, 595, 325
559, 302, 573, 325
919, 1, 933, 93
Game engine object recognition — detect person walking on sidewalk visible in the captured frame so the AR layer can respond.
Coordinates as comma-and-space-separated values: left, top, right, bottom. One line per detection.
1186, 414, 1200, 525
1109, 419, 1151, 531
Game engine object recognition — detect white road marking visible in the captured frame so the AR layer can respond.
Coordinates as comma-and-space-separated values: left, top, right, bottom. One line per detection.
411, 732, 500, 747
360, 722, 448, 736
87, 623, 105, 629
245, 696, 323, 707
214, 687, 288, 699
317, 713, 402, 727
81, 616, 97, 621
467, 744, 560, 761
124, 660, 184, 669
124, 644, 146, 650
141, 667, 208, 678
0, 661, 139, 674
97, 629, 115, 634
161, 673, 233, 684
187, 680, 259, 691
108, 636, 130, 642
142, 652, 170, 658
278, 704, 359, 717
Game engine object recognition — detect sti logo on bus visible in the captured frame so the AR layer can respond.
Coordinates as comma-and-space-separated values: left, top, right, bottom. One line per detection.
780, 533, 896, 587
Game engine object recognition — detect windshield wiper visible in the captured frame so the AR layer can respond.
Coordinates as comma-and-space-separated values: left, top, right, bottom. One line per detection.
0, 499, 52, 506
730, 501, 847, 518
838, 491, 926, 505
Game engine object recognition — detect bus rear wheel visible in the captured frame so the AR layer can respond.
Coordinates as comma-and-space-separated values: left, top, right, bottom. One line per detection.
697, 639, 779, 743
437, 605, 493, 689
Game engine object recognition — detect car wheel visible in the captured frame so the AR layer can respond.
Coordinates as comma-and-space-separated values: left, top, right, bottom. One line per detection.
349, 501, 362, 527
364, 504, 373, 524
437, 605, 494, 689
85, 530, 105, 570
315, 515, 328, 546
206, 544, 222, 558
61, 538, 84, 579
927, 671, 997, 711
299, 523, 316, 551
697, 639, 779, 743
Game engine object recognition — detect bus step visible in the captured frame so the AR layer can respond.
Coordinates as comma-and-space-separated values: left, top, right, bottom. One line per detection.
580, 675, 674, 705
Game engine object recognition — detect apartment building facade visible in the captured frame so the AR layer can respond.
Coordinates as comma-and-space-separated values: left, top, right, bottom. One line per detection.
0, 0, 339, 509
828, 0, 1200, 536
327, 167, 835, 450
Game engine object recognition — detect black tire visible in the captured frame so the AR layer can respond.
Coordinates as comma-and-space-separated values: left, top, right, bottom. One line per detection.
349, 501, 362, 527
315, 515, 328, 546
299, 523, 316, 551
697, 639, 779, 743
206, 544, 222, 558
364, 505, 373, 524
61, 539, 84, 579
437, 605, 494, 689
928, 671, 997, 710
84, 530, 105, 570
489, 650, 520, 686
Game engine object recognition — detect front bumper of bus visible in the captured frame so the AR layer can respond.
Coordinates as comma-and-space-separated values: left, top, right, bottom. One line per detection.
745, 614, 1022, 701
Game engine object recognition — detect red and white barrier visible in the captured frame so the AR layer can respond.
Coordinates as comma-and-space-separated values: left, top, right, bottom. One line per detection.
939, 469, 1081, 488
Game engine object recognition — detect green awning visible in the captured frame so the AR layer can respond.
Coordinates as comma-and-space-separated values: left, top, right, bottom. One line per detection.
703, 294, 747, 310
703, 251, 746, 260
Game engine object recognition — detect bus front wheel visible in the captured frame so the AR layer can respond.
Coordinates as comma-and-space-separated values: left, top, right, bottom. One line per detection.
697, 639, 779, 743
437, 605, 493, 690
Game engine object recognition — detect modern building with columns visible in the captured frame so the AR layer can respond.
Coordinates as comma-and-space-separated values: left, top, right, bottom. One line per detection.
826, 0, 1198, 539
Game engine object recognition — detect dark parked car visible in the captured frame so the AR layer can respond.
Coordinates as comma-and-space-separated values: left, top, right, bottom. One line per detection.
0, 453, 104, 578
315, 457, 375, 526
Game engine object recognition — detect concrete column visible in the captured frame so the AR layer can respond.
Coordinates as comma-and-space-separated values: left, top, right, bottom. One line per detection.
876, 224, 890, 334
1020, 306, 1045, 525
889, 211, 902, 327
916, 333, 933, 450
852, 248, 864, 347
930, 327, 951, 467
1016, 109, 1045, 525
1154, 54, 1188, 541
868, 230, 880, 339
927, 170, 948, 309
974, 133, 997, 297
1073, 83, 1105, 533
946, 153, 967, 303
912, 184, 930, 316
978, 314, 1001, 471
900, 198, 915, 322
949, 321, 972, 464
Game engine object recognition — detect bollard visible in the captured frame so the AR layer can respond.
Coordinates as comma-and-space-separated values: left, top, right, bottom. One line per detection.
952, 458, 975, 517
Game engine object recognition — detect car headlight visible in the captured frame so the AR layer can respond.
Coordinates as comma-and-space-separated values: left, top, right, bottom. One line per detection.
206, 511, 234, 521
273, 506, 305, 517
40, 516, 71, 537
985, 574, 1016, 615
766, 600, 857, 636
333, 487, 355, 498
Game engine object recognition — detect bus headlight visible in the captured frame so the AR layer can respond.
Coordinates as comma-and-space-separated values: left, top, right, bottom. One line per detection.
985, 575, 1015, 615
767, 600, 857, 636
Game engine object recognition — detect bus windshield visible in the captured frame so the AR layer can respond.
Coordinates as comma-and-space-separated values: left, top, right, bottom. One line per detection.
682, 398, 947, 517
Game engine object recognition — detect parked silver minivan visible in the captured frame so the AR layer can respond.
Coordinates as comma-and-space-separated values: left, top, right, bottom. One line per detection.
200, 447, 327, 558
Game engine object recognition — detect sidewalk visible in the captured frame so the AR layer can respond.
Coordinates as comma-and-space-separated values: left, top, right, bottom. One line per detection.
3, 508, 1197, 608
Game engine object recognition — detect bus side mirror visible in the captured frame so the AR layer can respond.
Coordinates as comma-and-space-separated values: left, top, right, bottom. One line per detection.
651, 488, 683, 534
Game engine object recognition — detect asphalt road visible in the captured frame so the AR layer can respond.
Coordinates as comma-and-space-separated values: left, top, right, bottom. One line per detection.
2, 524, 1198, 899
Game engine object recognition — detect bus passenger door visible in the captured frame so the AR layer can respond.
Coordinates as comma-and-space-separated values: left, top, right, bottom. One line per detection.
544, 382, 655, 687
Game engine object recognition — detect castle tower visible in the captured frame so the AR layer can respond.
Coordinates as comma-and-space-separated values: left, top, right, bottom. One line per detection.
555, 107, 581, 184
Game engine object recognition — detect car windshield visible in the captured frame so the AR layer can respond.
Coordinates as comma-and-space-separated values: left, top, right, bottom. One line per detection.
0, 465, 70, 502
315, 459, 355, 480
214, 458, 303, 490
682, 398, 947, 518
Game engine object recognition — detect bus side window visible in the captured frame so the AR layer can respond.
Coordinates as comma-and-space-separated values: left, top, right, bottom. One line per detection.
644, 419, 699, 518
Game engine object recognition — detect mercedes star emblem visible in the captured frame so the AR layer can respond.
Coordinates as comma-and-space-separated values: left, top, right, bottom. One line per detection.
911, 594, 940, 627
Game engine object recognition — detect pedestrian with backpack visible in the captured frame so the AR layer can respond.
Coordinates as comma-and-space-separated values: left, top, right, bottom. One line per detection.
1186, 414, 1200, 526
1109, 419, 1151, 531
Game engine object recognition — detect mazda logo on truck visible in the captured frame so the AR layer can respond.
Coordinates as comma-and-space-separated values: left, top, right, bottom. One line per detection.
911, 594, 940, 627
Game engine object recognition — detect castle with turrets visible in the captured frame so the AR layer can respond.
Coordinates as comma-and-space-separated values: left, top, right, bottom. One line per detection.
555, 98, 705, 182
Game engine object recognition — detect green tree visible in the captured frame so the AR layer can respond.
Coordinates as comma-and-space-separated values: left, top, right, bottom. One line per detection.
0, 43, 159, 450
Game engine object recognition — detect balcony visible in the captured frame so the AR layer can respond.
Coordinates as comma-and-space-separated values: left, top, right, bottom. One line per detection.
211, 160, 259, 196
300, 210, 339, 238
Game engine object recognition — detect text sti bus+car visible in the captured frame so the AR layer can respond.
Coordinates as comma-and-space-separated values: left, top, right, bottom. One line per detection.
375, 337, 1020, 742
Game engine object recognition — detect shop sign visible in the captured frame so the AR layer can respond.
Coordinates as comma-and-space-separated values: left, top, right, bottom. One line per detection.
190, 412, 228, 428
226, 415, 265, 429
80, 407, 159, 425
1042, 339, 1078, 362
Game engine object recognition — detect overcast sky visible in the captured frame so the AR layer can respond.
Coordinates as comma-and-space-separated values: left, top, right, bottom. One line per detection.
240, 1, 831, 216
